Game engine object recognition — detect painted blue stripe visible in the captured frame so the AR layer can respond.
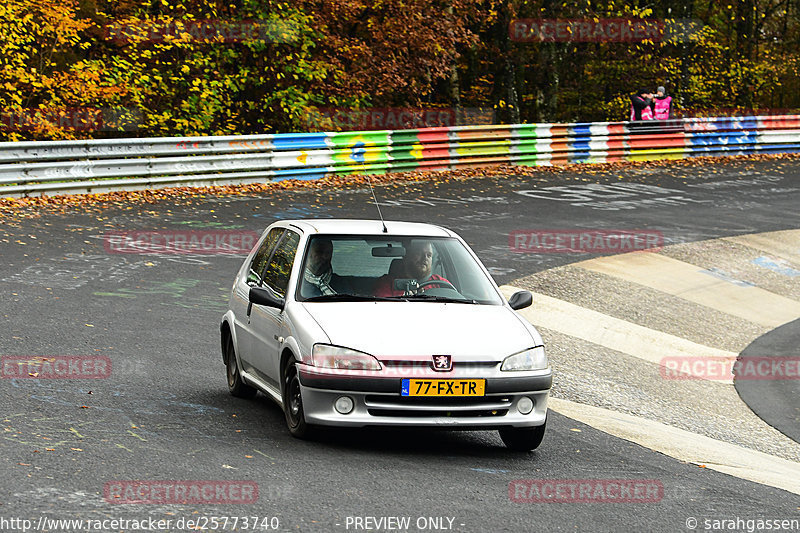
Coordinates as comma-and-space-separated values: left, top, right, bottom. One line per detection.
569, 151, 591, 162
272, 134, 329, 151
571, 141, 591, 151
688, 131, 759, 139
752, 256, 800, 277
570, 125, 593, 135
754, 143, 800, 149
271, 172, 327, 182
754, 145, 800, 154
688, 147, 756, 156
687, 133, 759, 146
689, 142, 758, 150
693, 117, 760, 130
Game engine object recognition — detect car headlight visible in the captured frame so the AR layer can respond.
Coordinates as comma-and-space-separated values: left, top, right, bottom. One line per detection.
501, 346, 548, 371
312, 344, 382, 371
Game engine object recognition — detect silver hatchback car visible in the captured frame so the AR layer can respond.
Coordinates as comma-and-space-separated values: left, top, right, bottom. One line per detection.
220, 219, 552, 450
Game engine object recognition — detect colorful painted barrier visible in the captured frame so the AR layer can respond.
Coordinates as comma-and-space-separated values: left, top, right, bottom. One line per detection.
1, 115, 799, 197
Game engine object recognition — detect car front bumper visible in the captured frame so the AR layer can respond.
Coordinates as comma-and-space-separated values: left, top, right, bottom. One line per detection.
298, 365, 551, 429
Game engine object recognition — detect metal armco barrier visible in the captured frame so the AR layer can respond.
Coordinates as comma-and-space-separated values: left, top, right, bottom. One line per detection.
1, 115, 799, 198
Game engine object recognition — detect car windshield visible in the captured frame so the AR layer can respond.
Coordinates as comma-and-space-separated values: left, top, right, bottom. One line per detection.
296, 235, 503, 305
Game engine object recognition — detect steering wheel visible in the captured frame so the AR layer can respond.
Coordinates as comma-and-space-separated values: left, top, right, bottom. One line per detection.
417, 279, 458, 292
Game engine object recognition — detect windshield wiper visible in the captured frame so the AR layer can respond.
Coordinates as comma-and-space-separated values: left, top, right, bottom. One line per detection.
399, 294, 478, 304
304, 294, 397, 302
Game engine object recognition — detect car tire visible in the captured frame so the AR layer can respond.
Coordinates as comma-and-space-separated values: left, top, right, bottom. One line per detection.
225, 336, 257, 399
283, 362, 315, 439
499, 420, 546, 452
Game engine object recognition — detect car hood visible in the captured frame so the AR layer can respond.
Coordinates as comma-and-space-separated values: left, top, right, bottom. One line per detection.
299, 302, 539, 362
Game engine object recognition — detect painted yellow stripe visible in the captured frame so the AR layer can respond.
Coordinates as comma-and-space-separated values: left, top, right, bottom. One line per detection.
499, 285, 736, 383
549, 398, 800, 496
573, 252, 800, 328
725, 229, 800, 264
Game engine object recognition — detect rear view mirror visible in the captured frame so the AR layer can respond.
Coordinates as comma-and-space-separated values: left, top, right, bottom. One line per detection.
393, 278, 419, 292
507, 290, 533, 310
372, 244, 405, 257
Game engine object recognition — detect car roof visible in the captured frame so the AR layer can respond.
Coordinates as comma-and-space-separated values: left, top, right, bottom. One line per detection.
282, 219, 455, 237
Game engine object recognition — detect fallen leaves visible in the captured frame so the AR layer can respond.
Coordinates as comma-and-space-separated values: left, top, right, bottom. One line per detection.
0, 152, 798, 220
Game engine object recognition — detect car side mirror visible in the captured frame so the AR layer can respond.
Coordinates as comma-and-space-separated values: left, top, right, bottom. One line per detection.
249, 286, 284, 311
507, 290, 532, 310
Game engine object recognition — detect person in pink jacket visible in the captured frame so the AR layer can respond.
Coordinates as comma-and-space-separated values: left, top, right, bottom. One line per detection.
653, 86, 673, 120
630, 89, 654, 121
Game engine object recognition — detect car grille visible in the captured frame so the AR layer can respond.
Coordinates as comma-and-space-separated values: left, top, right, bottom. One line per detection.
381, 361, 498, 372
364, 395, 512, 418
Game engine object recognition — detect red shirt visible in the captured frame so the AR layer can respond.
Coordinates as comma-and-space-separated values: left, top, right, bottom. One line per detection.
374, 274, 449, 297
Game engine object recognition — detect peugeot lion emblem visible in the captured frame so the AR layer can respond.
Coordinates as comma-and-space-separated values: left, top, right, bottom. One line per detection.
432, 355, 452, 372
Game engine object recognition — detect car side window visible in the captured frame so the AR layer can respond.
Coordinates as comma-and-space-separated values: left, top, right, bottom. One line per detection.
430, 243, 445, 278
262, 230, 301, 298
247, 228, 284, 287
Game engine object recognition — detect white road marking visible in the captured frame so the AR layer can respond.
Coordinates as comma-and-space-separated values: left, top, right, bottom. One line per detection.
500, 229, 800, 494
572, 252, 800, 328
499, 285, 737, 383
726, 230, 800, 265
548, 397, 800, 496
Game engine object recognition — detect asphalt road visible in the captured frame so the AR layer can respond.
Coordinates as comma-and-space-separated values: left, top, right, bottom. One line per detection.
737, 318, 800, 444
1, 157, 800, 532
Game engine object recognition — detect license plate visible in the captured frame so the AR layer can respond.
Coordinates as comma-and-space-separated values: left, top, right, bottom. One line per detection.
401, 379, 486, 397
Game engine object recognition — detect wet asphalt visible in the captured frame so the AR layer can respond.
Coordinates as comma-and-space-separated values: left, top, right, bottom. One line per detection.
1, 157, 800, 531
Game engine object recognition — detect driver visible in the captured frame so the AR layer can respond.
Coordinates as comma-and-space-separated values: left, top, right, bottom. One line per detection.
374, 240, 451, 297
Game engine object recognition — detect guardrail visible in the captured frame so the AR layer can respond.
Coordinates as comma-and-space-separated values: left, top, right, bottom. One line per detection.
2, 115, 799, 198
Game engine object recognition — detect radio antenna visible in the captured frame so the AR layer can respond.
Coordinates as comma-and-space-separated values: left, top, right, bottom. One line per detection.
367, 174, 388, 233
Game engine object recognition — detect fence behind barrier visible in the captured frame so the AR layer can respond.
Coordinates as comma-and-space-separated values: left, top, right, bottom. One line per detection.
1, 116, 799, 198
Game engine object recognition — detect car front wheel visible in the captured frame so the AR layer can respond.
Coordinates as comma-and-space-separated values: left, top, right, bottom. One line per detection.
283, 362, 315, 439
499, 420, 546, 451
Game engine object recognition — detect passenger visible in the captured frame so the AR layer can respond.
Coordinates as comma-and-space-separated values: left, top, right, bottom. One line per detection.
301, 238, 351, 297
374, 240, 451, 297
